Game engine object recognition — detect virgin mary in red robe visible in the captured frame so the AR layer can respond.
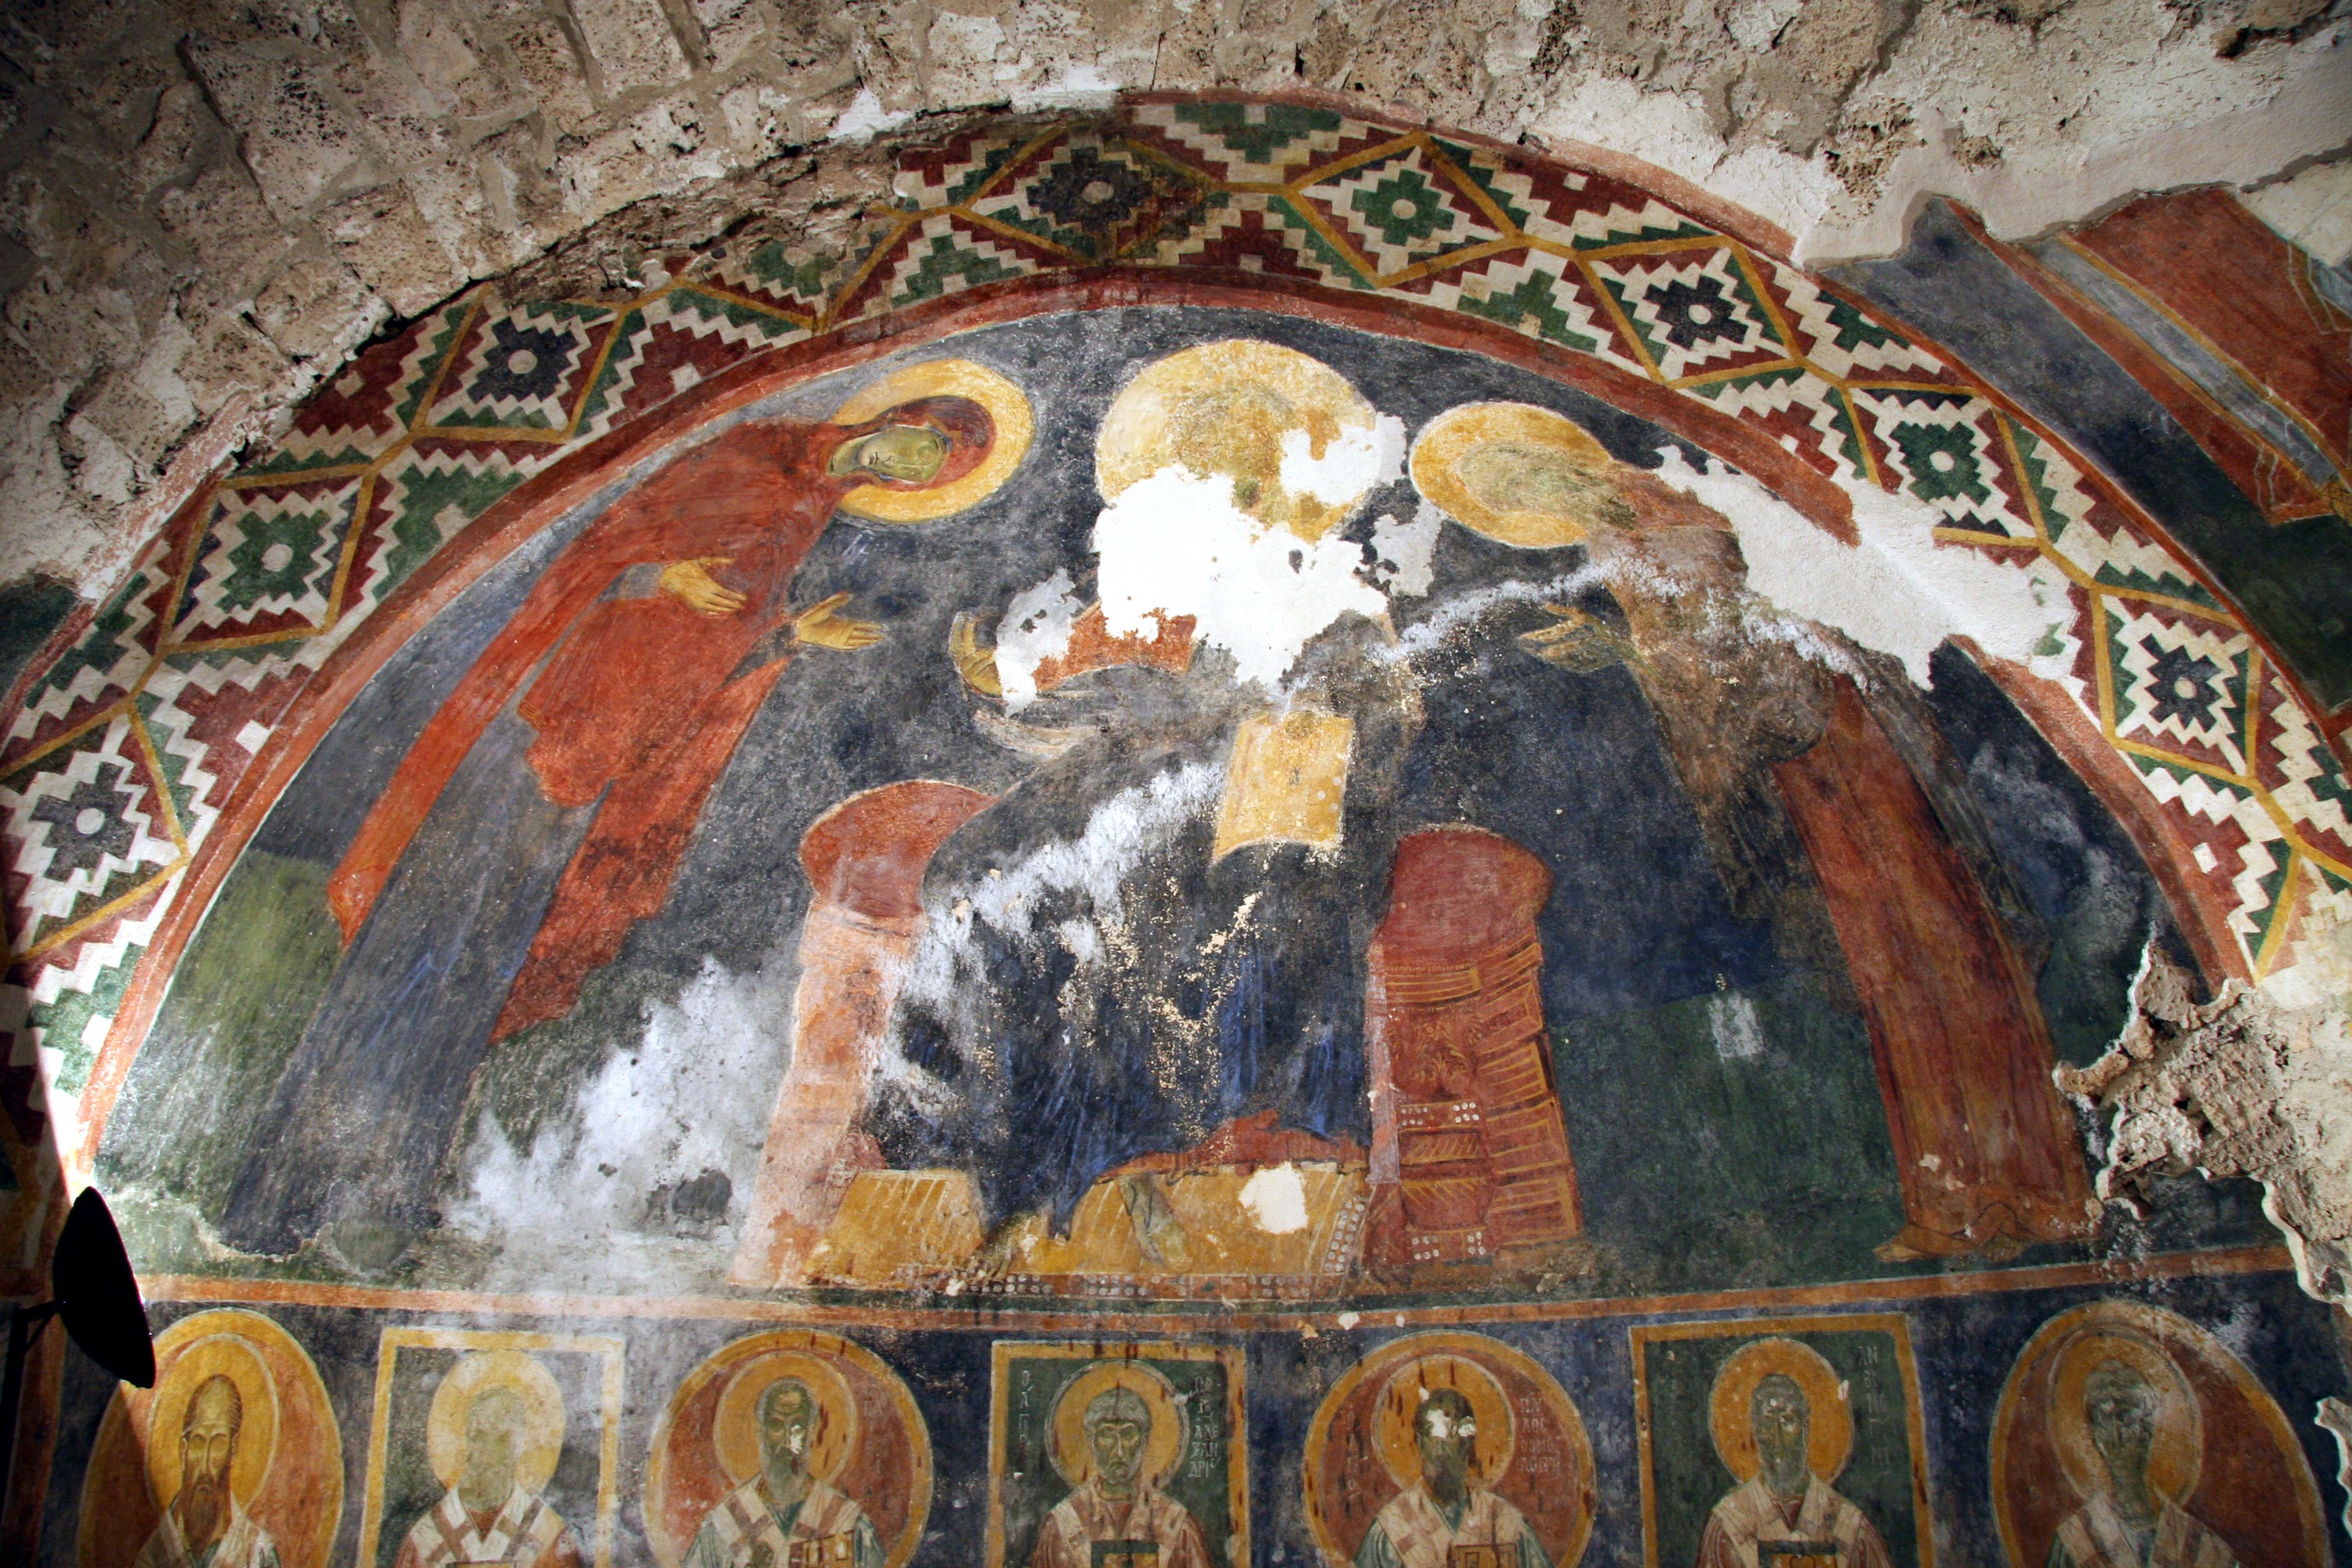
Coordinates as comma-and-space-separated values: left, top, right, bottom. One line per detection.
216, 361, 1026, 1259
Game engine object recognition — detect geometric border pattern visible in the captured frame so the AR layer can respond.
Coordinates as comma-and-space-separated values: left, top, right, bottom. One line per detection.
3, 96, 2345, 1159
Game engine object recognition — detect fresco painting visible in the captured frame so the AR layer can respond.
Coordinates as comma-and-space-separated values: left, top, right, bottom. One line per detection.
1988, 1301, 2328, 1568
644, 1330, 931, 1568
355, 1330, 623, 1568
75, 1309, 343, 1568
1632, 1318, 1929, 1568
4, 98, 2347, 1568
986, 1343, 1246, 1568
1302, 1331, 1594, 1568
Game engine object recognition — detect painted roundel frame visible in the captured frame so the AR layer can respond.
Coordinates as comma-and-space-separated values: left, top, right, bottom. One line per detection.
9, 91, 2340, 1181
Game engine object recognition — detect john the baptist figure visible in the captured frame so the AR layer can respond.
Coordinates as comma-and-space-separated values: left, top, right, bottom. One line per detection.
217, 361, 1030, 1259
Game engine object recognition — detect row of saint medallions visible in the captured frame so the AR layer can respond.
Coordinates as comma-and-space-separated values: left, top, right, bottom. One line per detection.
77, 1297, 2330, 1568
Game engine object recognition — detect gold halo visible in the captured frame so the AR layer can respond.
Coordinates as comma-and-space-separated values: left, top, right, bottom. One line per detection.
713, 1350, 861, 1486
1047, 1361, 1186, 1491
1708, 1338, 1853, 1484
1410, 402, 1621, 549
2047, 1327, 2201, 1503
145, 1332, 280, 1512
1370, 1354, 1516, 1490
1095, 339, 1380, 540
426, 1352, 567, 1495
828, 359, 1033, 523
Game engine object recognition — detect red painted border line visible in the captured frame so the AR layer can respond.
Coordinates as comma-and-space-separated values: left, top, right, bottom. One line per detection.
135, 1245, 2293, 1334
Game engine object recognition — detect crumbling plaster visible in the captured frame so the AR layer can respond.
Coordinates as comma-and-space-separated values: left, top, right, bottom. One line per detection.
0, 0, 2346, 607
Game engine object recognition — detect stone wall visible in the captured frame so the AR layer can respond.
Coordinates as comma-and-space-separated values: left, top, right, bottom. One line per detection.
0, 0, 2346, 609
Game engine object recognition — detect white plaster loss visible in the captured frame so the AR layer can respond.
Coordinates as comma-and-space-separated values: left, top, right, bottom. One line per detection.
1656, 449, 2068, 687
1278, 414, 1407, 506
1094, 467, 1392, 691
2243, 156, 2352, 267
829, 89, 913, 144
1708, 992, 1768, 1062
1237, 1162, 1310, 1234
995, 568, 1081, 712
452, 948, 800, 1290
1367, 504, 1444, 599
1012, 64, 1124, 112
2320, 1398, 2352, 1538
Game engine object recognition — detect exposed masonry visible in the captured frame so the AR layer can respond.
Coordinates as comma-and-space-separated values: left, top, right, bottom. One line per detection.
2063, 941, 2352, 1312
0, 0, 2347, 604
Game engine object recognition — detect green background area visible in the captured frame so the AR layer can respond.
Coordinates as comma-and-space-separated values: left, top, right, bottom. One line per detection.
997, 1354, 1236, 1568
1640, 1327, 1922, 1568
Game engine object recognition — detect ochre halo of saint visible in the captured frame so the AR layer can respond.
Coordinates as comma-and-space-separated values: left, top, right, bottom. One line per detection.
1029, 1361, 1213, 1568
1308, 1334, 1591, 1568
1707, 1338, 1853, 1487
648, 1331, 929, 1568
1096, 338, 1383, 540
1407, 401, 1632, 549
79, 1308, 342, 1568
712, 1350, 862, 1488
425, 1350, 568, 1497
1370, 1356, 1515, 1490
1695, 1337, 1892, 1568
2045, 1328, 2202, 1508
145, 1334, 281, 1524
397, 1349, 584, 1568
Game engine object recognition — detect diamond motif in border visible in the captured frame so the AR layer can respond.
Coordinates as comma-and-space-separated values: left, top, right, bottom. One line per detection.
971, 130, 1207, 263
2253, 659, 2352, 867
2, 710, 185, 960
1149, 193, 1374, 291
2006, 425, 2224, 608
1851, 390, 2028, 535
1765, 264, 1958, 384
1125, 100, 1355, 185
243, 299, 470, 476
342, 441, 536, 625
572, 289, 809, 443
696, 241, 836, 318
833, 212, 1059, 325
167, 474, 365, 648
1294, 144, 1508, 280
1437, 249, 1617, 360
426, 301, 617, 434
892, 126, 1036, 211
1588, 245, 1791, 382
1688, 366, 1872, 485
136, 647, 317, 848
5, 526, 176, 760
2105, 598, 2253, 773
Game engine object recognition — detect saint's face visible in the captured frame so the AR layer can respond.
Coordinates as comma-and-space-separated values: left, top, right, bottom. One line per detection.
760, 1385, 817, 1479
2085, 1364, 2157, 1485
1089, 1412, 1149, 1491
1415, 1393, 1477, 1490
855, 424, 951, 483
459, 1389, 524, 1510
180, 1381, 240, 1501
1751, 1376, 1811, 1496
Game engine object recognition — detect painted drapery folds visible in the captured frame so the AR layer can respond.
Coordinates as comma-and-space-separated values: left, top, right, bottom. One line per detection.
5, 96, 2347, 1566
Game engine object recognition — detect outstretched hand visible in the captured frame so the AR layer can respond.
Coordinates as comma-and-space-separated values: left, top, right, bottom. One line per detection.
658, 557, 746, 616
1519, 604, 1642, 673
792, 591, 884, 651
